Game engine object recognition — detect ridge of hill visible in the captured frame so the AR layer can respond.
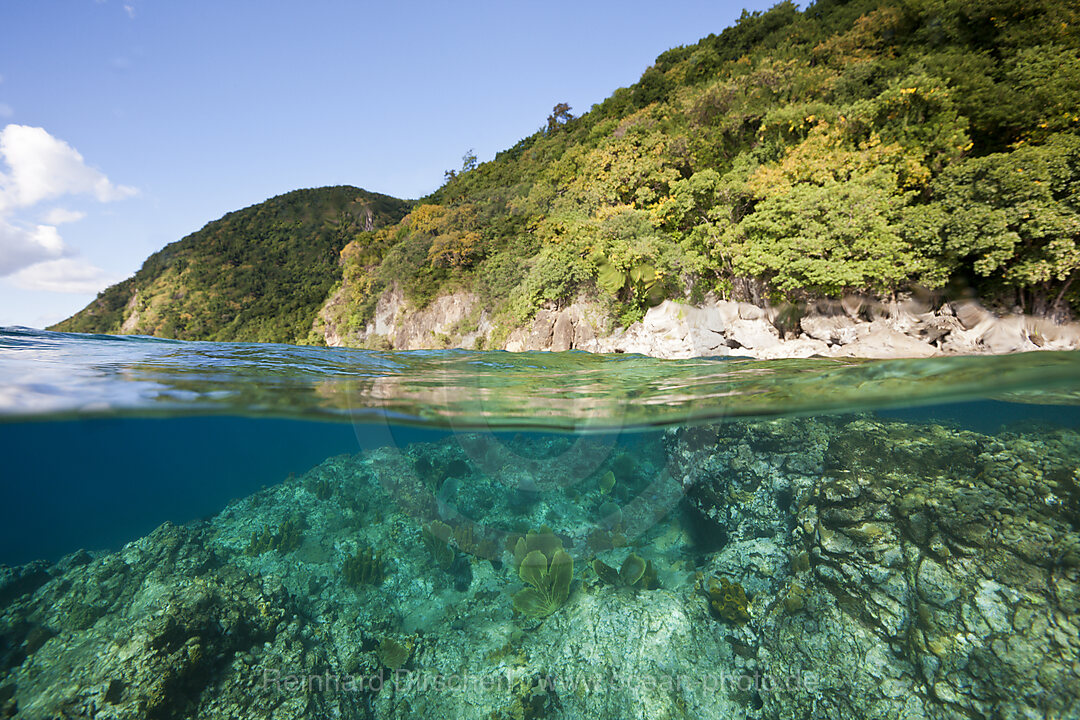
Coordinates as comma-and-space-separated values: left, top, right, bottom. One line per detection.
55, 0, 1080, 354
51, 187, 410, 343
319, 0, 1080, 351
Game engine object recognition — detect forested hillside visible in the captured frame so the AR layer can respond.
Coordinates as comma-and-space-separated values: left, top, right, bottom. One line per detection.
321, 0, 1080, 346
57, 0, 1080, 346
52, 187, 410, 343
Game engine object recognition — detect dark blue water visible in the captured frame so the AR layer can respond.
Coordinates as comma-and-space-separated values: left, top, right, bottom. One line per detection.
0, 418, 461, 565
3, 399, 1077, 567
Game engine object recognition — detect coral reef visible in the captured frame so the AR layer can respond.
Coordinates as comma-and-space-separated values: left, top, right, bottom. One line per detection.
701, 574, 750, 624
450, 521, 497, 560
592, 553, 659, 589
0, 421, 1077, 719
342, 546, 385, 586
375, 637, 411, 670
421, 520, 454, 568
420, 520, 472, 591
243, 516, 304, 555
511, 529, 574, 617
669, 416, 1080, 720
308, 477, 333, 501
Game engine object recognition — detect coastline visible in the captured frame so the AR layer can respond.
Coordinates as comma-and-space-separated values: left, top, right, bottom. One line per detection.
318, 285, 1080, 360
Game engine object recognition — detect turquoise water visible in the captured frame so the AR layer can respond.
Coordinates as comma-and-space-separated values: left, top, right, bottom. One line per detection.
1, 327, 1078, 719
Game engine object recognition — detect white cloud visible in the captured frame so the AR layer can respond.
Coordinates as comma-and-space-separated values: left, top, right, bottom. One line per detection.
0, 104, 11, 119
124, 3, 135, 19
0, 124, 137, 281
0, 219, 66, 275
0, 124, 137, 212
41, 208, 86, 225
9, 258, 116, 294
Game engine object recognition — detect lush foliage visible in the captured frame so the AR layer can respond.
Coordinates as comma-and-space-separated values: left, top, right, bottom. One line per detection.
918, 134, 1080, 313
52, 187, 410, 342
333, 0, 1080, 328
58, 0, 1080, 343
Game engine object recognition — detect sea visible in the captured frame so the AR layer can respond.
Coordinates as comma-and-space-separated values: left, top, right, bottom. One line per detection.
0, 326, 1078, 719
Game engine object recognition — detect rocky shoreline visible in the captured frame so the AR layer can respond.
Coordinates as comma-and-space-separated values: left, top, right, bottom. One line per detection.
319, 284, 1080, 359
1, 417, 1077, 719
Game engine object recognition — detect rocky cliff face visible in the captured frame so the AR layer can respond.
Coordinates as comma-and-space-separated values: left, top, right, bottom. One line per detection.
316, 285, 1080, 359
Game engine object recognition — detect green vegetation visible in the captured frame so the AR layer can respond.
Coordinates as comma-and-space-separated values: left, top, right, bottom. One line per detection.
376, 637, 412, 670
328, 0, 1080, 334
449, 521, 497, 560
421, 520, 455, 568
420, 519, 475, 591
244, 517, 304, 556
51, 187, 410, 342
308, 478, 333, 501
53, 0, 1080, 342
511, 528, 574, 617
342, 546, 386, 586
593, 553, 660, 589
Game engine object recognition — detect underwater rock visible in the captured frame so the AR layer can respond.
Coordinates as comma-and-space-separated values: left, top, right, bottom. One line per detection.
675, 417, 1080, 720
0, 522, 346, 720
1, 421, 1076, 719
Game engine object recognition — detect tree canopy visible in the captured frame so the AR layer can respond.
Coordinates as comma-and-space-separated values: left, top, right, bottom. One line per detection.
327, 0, 1080, 335
57, 0, 1080, 343
52, 187, 410, 342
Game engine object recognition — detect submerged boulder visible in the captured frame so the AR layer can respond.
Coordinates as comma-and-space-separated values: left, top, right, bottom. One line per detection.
673, 417, 1080, 720
1, 420, 1076, 719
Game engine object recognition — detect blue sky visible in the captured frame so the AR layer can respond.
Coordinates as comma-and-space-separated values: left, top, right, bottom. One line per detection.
0, 0, 779, 328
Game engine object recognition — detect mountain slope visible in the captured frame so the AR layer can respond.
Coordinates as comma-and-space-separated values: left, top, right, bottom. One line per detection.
320, 0, 1080, 349
52, 187, 410, 343
54, 0, 1080, 348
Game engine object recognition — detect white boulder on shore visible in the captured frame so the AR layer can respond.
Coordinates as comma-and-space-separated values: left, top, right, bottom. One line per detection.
322, 282, 1080, 358
503, 298, 1080, 359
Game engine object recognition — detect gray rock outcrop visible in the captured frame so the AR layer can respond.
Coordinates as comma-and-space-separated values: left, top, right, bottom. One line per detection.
319, 285, 1080, 359
670, 417, 1080, 720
